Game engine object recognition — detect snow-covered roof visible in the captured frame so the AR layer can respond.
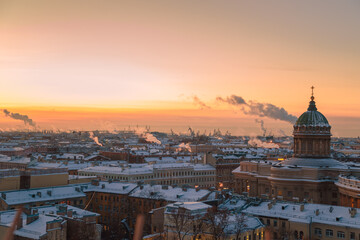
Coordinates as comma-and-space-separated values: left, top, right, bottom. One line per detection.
84, 182, 138, 194
129, 185, 213, 202
0, 185, 86, 206
243, 201, 360, 229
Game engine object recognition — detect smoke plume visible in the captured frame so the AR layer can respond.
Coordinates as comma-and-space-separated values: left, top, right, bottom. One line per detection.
216, 95, 297, 124
3, 109, 36, 127
248, 138, 279, 149
255, 119, 267, 137
192, 96, 211, 110
135, 127, 161, 144
177, 143, 192, 152
216, 95, 246, 105
89, 132, 103, 146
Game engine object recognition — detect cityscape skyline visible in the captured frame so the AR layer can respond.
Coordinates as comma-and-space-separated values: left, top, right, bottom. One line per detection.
1, 0, 360, 136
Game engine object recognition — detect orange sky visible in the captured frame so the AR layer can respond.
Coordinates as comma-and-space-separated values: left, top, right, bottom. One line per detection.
0, 0, 359, 136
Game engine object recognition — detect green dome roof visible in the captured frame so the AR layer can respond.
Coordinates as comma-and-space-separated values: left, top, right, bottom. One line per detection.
295, 97, 330, 126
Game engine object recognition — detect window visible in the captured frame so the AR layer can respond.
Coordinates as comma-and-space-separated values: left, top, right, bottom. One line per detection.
314, 228, 322, 237
273, 220, 277, 227
337, 231, 345, 239
326, 229, 333, 237
282, 221, 286, 228
350, 232, 355, 240
266, 219, 270, 226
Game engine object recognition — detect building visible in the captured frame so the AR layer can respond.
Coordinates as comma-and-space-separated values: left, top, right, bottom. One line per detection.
242, 199, 360, 240
233, 91, 360, 205
78, 162, 216, 188
0, 185, 87, 210
163, 202, 265, 240
0, 204, 100, 240
83, 180, 217, 237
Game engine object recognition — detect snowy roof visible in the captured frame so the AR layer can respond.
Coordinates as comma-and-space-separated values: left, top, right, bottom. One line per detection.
0, 185, 86, 206
129, 185, 213, 202
36, 204, 99, 219
282, 157, 348, 169
84, 182, 138, 194
243, 201, 360, 228
79, 163, 215, 175
165, 202, 212, 213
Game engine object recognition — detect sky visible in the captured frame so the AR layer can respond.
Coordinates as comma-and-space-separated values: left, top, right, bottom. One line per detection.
0, 0, 359, 136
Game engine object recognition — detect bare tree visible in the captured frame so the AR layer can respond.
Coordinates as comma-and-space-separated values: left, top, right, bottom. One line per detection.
233, 213, 247, 240
204, 207, 230, 240
166, 207, 192, 240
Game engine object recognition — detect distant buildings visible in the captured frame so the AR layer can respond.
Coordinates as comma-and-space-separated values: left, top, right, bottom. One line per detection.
78, 163, 216, 188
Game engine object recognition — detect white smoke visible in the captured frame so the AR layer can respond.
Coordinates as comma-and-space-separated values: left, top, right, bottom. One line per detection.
135, 127, 161, 144
177, 142, 192, 152
248, 138, 279, 149
89, 132, 103, 146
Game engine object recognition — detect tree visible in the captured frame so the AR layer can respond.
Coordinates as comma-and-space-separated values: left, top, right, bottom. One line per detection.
233, 213, 247, 240
204, 207, 230, 240
166, 207, 193, 240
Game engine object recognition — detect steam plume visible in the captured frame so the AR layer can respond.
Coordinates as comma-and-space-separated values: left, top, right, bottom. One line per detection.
255, 119, 267, 137
177, 143, 192, 152
216, 95, 297, 124
248, 138, 279, 149
89, 132, 103, 146
192, 96, 211, 110
135, 127, 161, 144
3, 109, 36, 127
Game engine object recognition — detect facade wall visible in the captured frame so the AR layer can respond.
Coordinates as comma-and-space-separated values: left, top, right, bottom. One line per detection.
30, 173, 68, 189
0, 176, 20, 191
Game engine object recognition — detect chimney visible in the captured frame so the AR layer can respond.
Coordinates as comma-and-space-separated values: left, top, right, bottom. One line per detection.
315, 209, 320, 216
101, 184, 105, 189
91, 179, 99, 186
300, 204, 305, 212
36, 192, 42, 197
349, 208, 357, 218
17, 215, 23, 230
67, 209, 73, 218
267, 203, 273, 210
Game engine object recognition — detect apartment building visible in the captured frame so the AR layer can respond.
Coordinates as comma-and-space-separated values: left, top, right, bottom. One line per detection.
78, 162, 216, 188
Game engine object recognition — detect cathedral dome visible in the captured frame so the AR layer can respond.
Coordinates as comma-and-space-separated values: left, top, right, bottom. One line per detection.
292, 87, 331, 158
295, 91, 329, 127
295, 109, 329, 127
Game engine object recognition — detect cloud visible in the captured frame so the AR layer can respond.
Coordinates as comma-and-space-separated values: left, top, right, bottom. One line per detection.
192, 96, 211, 110
216, 95, 297, 124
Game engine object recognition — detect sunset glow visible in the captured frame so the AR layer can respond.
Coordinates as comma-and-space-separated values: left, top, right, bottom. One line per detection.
1, 0, 359, 136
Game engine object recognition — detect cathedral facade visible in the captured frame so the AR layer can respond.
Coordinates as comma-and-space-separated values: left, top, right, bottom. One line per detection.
233, 91, 360, 206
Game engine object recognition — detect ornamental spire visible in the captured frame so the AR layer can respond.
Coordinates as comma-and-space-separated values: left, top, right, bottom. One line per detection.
308, 86, 317, 111
311, 86, 315, 101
